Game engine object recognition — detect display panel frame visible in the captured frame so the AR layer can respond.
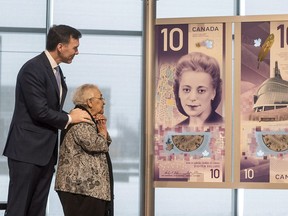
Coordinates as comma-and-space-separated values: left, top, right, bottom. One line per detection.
154, 14, 288, 189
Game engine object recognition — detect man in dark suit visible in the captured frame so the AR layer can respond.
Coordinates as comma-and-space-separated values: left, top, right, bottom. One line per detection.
3, 25, 92, 216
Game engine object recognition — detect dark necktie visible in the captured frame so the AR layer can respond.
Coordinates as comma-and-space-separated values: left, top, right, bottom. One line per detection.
54, 66, 61, 90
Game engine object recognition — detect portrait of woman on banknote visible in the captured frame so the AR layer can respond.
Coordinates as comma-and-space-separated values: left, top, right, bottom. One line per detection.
173, 51, 223, 127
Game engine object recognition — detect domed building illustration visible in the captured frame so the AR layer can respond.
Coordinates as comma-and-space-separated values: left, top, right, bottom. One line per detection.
249, 61, 288, 121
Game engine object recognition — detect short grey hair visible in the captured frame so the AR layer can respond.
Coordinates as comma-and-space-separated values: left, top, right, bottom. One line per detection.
72, 84, 99, 107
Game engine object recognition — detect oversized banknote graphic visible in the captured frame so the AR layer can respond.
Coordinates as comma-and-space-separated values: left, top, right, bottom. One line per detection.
154, 23, 226, 183
240, 21, 288, 184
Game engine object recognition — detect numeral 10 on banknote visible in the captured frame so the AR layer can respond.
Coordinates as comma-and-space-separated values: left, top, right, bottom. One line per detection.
160, 28, 184, 51
277, 24, 288, 48
210, 169, 221, 179
243, 168, 255, 180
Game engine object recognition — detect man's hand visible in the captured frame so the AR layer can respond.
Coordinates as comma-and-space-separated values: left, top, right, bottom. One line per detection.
69, 108, 92, 124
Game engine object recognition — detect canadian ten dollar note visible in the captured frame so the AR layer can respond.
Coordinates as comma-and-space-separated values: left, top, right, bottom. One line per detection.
154, 23, 226, 183
240, 21, 288, 183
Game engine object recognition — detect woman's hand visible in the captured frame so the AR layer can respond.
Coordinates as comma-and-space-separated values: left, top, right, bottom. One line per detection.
94, 114, 107, 139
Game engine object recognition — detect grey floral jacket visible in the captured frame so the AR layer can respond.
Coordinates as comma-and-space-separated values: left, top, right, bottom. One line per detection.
55, 122, 112, 201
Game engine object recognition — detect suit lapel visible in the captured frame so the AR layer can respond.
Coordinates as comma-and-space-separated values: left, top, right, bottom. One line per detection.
40, 52, 61, 100
41, 52, 67, 108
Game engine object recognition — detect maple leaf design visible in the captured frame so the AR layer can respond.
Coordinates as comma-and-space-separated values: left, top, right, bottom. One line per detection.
202, 150, 209, 157
256, 150, 264, 157
254, 38, 261, 47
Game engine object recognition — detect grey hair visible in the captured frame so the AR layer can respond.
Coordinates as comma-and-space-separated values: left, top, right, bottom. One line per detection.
72, 84, 99, 107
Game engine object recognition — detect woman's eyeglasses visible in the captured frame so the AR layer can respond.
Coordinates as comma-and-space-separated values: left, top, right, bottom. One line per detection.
89, 96, 105, 101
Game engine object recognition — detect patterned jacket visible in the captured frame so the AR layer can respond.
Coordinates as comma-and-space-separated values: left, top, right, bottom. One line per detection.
55, 121, 112, 201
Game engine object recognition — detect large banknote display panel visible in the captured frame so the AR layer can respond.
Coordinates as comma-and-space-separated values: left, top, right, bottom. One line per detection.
153, 15, 288, 189
154, 18, 233, 187
234, 15, 288, 189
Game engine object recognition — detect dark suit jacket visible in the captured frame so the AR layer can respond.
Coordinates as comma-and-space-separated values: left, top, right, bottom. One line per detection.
3, 52, 68, 166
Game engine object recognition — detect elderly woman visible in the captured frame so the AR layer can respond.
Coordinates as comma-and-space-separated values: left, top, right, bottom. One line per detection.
174, 52, 223, 127
55, 84, 113, 216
